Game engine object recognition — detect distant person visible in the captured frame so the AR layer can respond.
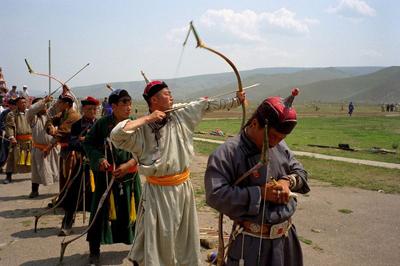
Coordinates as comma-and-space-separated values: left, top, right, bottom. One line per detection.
101, 97, 112, 116
3, 97, 32, 184
386, 104, 390, 112
390, 103, 395, 112
18, 85, 29, 99
0, 99, 16, 170
348, 102, 354, 116
6, 85, 18, 100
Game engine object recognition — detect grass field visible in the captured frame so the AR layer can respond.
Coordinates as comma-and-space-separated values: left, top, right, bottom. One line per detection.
193, 142, 400, 194
195, 114, 400, 164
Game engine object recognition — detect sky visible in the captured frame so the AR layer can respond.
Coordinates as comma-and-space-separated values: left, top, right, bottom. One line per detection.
0, 0, 399, 95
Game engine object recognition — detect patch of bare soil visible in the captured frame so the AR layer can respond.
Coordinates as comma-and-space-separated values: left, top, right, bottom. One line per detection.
0, 155, 399, 266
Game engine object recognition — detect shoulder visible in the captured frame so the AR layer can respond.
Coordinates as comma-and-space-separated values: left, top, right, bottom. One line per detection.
210, 135, 241, 159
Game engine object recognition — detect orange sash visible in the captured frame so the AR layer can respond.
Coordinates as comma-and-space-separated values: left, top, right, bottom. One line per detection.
32, 142, 48, 152
146, 168, 190, 186
16, 134, 32, 141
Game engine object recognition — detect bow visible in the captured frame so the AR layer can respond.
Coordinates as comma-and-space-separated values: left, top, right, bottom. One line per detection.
24, 59, 89, 97
183, 21, 246, 266
183, 21, 246, 128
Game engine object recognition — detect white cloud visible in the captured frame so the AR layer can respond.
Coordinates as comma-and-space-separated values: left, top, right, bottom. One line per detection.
327, 0, 376, 17
199, 8, 317, 41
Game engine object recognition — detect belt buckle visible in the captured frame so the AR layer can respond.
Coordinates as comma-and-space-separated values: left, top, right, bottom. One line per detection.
270, 220, 289, 239
248, 223, 261, 233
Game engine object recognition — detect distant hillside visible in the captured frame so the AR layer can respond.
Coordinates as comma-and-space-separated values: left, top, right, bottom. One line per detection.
274, 66, 400, 103
71, 66, 388, 103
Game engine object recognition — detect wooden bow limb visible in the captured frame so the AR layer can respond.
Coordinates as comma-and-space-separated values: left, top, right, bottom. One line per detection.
106, 84, 114, 91
34, 157, 82, 232
25, 59, 65, 86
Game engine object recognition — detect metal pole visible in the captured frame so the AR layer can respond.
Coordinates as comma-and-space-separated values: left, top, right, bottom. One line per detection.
48, 40, 51, 94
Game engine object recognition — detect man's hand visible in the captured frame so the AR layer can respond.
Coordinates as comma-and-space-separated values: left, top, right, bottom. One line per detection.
44, 95, 53, 103
10, 137, 17, 145
62, 84, 70, 94
47, 125, 57, 136
147, 110, 166, 123
113, 159, 137, 179
236, 90, 246, 104
112, 162, 130, 179
260, 180, 290, 205
98, 159, 111, 172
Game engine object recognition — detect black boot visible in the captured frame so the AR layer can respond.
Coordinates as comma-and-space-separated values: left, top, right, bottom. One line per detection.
89, 241, 100, 266
3, 172, 12, 184
29, 183, 39, 198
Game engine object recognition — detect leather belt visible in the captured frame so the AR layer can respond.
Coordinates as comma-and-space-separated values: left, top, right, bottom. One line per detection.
237, 218, 292, 239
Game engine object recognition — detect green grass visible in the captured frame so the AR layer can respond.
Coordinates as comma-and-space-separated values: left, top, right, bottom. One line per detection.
299, 156, 400, 193
196, 115, 400, 163
194, 141, 400, 194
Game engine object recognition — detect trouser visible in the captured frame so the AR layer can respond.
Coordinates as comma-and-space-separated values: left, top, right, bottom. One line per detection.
89, 239, 100, 255
61, 210, 74, 230
32, 183, 39, 192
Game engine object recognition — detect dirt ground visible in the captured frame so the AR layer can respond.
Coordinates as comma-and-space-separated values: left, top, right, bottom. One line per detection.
1, 155, 399, 266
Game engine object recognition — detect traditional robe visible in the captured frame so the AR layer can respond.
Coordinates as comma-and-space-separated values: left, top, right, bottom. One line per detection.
110, 97, 241, 266
63, 118, 96, 215
83, 114, 141, 245
46, 107, 80, 192
5, 109, 32, 173
204, 132, 310, 266
26, 100, 59, 185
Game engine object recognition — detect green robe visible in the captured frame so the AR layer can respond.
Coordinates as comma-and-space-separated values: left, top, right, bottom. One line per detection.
83, 114, 141, 245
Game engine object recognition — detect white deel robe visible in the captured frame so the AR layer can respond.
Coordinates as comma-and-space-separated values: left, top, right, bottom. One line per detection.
26, 100, 60, 185
111, 98, 241, 266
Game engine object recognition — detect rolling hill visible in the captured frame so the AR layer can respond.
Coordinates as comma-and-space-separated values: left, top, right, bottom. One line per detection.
71, 66, 398, 103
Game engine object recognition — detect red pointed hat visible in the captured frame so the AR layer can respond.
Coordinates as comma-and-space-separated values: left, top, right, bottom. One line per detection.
143, 80, 168, 102
81, 96, 100, 106
255, 88, 299, 134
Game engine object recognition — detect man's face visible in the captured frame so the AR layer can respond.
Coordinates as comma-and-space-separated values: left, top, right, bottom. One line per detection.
151, 88, 173, 111
249, 119, 287, 149
56, 100, 68, 112
82, 104, 97, 120
112, 97, 132, 120
17, 99, 27, 111
267, 127, 287, 148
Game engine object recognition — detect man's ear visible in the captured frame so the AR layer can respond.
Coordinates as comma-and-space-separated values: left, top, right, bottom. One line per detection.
250, 118, 258, 128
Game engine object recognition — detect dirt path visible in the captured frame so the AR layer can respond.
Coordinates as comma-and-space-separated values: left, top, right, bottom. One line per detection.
0, 155, 399, 265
